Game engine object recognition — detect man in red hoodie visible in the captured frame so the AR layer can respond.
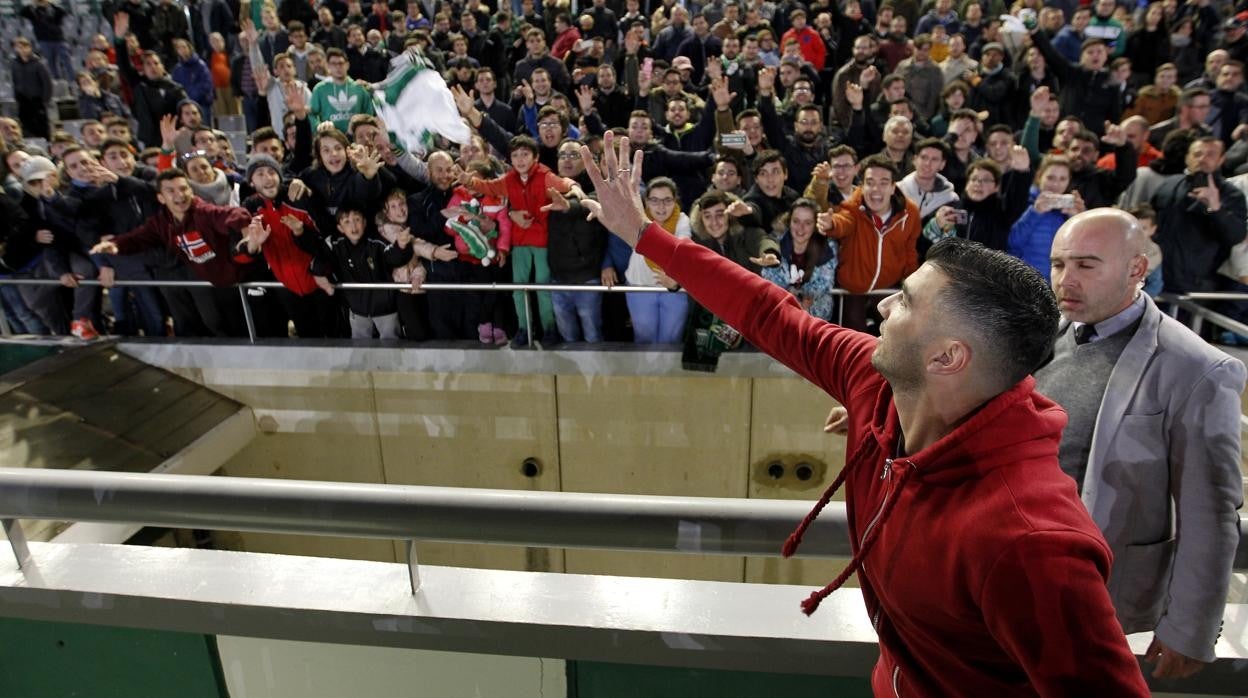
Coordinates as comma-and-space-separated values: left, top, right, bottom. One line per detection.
578, 132, 1151, 696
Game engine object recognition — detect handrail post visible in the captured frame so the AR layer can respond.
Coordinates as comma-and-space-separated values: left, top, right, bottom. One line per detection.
3, 518, 30, 569
406, 539, 422, 594
0, 301, 11, 336
522, 290, 534, 350
238, 286, 257, 344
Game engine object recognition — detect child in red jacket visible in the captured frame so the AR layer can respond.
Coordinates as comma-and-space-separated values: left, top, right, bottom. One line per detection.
463, 135, 580, 347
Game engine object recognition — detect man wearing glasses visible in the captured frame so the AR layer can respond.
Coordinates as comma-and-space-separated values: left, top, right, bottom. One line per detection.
309, 47, 375, 133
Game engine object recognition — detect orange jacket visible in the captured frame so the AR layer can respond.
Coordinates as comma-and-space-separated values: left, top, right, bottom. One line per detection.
820, 188, 920, 293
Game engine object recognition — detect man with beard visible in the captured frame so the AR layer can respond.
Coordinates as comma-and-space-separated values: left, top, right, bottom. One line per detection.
408, 151, 473, 339
832, 34, 883, 130
579, 131, 1151, 698
1206, 61, 1248, 147
1066, 125, 1136, 209
756, 68, 857, 192
626, 110, 716, 210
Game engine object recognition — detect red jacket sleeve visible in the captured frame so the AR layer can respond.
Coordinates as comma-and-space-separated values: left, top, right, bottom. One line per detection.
112, 216, 169, 256
980, 531, 1151, 697
635, 223, 883, 406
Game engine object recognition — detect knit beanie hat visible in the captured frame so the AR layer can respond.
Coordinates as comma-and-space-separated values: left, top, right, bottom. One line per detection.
245, 153, 282, 183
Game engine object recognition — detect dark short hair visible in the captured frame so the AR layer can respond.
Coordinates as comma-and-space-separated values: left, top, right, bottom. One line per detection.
827, 144, 857, 160
753, 149, 786, 175
966, 157, 1002, 184
508, 134, 539, 156
925, 238, 1060, 390
914, 137, 950, 160
155, 168, 189, 187
1127, 203, 1156, 222
859, 154, 899, 181
99, 138, 132, 155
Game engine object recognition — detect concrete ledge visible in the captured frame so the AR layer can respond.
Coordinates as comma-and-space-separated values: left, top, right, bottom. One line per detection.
0, 542, 1244, 694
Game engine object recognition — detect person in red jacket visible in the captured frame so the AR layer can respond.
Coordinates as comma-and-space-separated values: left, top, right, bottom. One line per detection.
781, 8, 827, 71
577, 132, 1152, 697
241, 154, 340, 338
463, 134, 581, 347
91, 168, 258, 337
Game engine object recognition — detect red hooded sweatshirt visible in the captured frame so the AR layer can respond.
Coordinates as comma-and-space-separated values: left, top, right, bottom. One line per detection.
634, 224, 1150, 697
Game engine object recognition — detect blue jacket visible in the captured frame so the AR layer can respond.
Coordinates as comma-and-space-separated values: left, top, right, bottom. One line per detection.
172, 55, 214, 111
1007, 188, 1070, 284
760, 232, 838, 321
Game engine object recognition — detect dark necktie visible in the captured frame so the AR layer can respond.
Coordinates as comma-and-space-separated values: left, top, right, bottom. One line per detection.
1074, 323, 1097, 345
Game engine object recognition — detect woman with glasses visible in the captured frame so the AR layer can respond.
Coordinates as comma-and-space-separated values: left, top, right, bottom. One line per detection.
623, 177, 691, 344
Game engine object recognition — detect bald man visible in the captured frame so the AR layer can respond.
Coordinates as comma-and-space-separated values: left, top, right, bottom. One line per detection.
1036, 209, 1245, 680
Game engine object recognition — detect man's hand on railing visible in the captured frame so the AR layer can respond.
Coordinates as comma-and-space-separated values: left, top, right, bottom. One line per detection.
35, 229, 54, 245
59, 273, 81, 288
601, 267, 618, 288
90, 240, 119, 256
98, 266, 116, 288
313, 275, 335, 296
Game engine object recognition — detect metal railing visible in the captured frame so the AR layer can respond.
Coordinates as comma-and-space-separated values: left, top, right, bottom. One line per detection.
0, 467, 852, 594
0, 277, 900, 346
0, 468, 1245, 596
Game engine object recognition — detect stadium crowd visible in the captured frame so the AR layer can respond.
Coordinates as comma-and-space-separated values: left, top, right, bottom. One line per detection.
3, 0, 1248, 348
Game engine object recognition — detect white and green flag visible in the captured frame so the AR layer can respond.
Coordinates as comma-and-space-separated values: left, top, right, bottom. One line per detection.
373, 49, 473, 156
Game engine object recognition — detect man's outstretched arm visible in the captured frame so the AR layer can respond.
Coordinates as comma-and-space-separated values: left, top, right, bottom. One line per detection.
578, 131, 882, 404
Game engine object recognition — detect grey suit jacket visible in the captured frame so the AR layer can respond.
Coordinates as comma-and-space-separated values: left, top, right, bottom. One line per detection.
1076, 295, 1245, 662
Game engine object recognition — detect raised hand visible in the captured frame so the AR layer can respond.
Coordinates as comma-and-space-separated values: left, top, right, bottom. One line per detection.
812, 161, 832, 182
705, 56, 724, 81
710, 75, 736, 110
280, 214, 305, 236
396, 226, 413, 246
576, 84, 596, 114
816, 209, 836, 234
726, 199, 752, 218
1029, 85, 1050, 117
577, 130, 648, 246
1101, 120, 1127, 147
757, 67, 776, 96
749, 252, 781, 267
859, 65, 879, 87
288, 179, 310, 201
1189, 173, 1222, 212
450, 84, 476, 116
159, 113, 178, 149
520, 79, 535, 104
540, 186, 571, 212
845, 81, 864, 110
1009, 145, 1030, 172
113, 10, 129, 38
284, 83, 307, 117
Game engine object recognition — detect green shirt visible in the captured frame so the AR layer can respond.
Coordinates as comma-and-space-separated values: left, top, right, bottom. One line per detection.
309, 79, 375, 133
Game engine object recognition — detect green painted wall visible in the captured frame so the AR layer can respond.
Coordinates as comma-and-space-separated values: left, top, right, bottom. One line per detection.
569, 661, 872, 697
0, 618, 227, 698
0, 344, 58, 376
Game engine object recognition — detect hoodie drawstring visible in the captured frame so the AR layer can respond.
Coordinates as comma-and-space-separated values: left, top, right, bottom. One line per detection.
784, 448, 919, 617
